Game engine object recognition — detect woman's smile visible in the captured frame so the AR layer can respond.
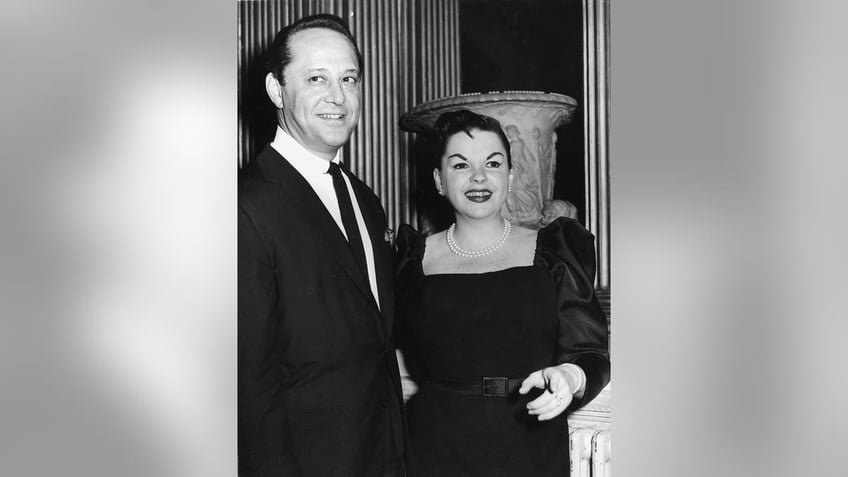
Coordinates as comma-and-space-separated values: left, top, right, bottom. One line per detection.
464, 189, 493, 202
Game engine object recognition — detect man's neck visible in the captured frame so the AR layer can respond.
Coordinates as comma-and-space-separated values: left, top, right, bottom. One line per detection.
271, 126, 341, 165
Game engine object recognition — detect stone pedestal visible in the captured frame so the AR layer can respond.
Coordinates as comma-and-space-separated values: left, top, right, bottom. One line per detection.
400, 91, 577, 228
568, 383, 611, 477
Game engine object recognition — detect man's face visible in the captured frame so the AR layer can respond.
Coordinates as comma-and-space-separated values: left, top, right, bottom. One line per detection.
274, 28, 362, 160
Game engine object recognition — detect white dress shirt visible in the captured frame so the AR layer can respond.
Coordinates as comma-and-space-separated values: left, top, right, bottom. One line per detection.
270, 126, 380, 308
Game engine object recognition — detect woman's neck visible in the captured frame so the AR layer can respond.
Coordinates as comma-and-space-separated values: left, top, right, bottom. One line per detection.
451, 216, 506, 250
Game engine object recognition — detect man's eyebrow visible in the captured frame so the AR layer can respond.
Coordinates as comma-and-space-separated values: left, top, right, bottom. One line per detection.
303, 67, 360, 75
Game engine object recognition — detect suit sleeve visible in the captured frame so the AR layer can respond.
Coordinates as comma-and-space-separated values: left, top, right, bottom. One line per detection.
538, 218, 610, 412
238, 205, 290, 476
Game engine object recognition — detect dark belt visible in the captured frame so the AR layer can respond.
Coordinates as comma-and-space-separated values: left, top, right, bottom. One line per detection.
428, 376, 523, 397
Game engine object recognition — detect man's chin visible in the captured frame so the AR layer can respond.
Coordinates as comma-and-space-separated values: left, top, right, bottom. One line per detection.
319, 132, 355, 148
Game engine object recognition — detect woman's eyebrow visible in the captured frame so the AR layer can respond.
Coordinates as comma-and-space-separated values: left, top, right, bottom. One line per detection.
446, 153, 468, 161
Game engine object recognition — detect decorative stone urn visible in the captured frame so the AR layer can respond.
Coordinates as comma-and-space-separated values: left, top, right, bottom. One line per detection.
400, 91, 577, 228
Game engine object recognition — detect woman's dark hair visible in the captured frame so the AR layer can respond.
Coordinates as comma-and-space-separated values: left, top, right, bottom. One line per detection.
265, 14, 363, 84
430, 109, 512, 169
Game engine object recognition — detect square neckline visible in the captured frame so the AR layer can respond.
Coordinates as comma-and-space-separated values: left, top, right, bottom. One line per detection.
419, 228, 542, 278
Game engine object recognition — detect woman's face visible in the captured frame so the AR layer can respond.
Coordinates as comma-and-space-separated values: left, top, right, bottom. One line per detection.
433, 129, 513, 221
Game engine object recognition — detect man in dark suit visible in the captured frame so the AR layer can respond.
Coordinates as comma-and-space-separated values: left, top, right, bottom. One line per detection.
238, 14, 404, 476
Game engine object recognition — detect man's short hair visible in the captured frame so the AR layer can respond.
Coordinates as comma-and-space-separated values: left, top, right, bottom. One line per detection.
266, 13, 363, 84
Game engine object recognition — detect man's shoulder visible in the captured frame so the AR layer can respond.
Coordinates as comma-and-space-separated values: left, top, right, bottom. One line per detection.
238, 149, 284, 211
240, 145, 279, 176
239, 163, 272, 198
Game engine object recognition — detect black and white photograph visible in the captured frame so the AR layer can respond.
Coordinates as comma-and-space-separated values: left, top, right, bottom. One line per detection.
238, 1, 611, 475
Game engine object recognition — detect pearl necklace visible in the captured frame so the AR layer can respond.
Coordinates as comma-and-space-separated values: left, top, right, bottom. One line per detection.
446, 217, 512, 258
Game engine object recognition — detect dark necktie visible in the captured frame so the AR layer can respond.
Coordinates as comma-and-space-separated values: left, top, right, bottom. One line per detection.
327, 162, 369, 283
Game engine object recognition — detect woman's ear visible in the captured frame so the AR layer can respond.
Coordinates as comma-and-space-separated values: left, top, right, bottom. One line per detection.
508, 172, 514, 192
432, 168, 444, 196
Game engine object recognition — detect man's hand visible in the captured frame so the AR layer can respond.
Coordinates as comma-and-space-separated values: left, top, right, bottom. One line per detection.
401, 376, 418, 403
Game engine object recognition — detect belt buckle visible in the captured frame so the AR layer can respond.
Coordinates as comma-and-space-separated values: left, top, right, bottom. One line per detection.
482, 376, 509, 397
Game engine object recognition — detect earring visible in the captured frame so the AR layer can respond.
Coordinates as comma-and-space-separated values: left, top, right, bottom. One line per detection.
508, 184, 513, 193
437, 186, 444, 196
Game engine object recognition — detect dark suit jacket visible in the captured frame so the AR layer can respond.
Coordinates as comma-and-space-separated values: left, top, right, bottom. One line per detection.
238, 145, 405, 476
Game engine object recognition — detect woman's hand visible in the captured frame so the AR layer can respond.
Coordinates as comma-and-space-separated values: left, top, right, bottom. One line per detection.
519, 364, 585, 421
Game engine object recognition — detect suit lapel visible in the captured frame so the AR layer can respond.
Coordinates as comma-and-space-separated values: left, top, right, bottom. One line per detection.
255, 147, 381, 322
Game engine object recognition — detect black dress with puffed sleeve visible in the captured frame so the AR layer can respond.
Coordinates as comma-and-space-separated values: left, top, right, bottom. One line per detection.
394, 217, 609, 477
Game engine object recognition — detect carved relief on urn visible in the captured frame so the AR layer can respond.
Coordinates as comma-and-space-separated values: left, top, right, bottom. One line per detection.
400, 92, 577, 228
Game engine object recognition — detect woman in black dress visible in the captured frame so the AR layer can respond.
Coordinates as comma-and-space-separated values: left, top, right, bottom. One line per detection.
395, 109, 609, 476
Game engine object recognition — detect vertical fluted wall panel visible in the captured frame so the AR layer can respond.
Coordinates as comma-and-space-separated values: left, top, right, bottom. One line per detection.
238, 0, 459, 231
395, 0, 461, 228
582, 0, 610, 291
596, 0, 610, 291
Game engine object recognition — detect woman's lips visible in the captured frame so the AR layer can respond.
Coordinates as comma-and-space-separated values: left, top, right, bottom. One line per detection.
464, 189, 492, 203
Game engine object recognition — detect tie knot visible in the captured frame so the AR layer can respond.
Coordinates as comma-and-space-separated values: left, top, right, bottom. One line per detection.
327, 162, 343, 177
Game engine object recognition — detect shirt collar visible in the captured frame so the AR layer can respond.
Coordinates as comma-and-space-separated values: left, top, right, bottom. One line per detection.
269, 126, 341, 178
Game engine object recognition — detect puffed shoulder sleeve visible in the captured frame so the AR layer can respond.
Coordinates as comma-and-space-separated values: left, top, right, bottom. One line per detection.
537, 217, 610, 409
394, 224, 425, 285
393, 224, 425, 351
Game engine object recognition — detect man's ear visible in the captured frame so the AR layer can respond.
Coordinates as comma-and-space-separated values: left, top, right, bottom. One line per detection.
265, 72, 284, 108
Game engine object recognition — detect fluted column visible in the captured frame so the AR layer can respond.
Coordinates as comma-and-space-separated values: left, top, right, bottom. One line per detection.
583, 0, 610, 291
